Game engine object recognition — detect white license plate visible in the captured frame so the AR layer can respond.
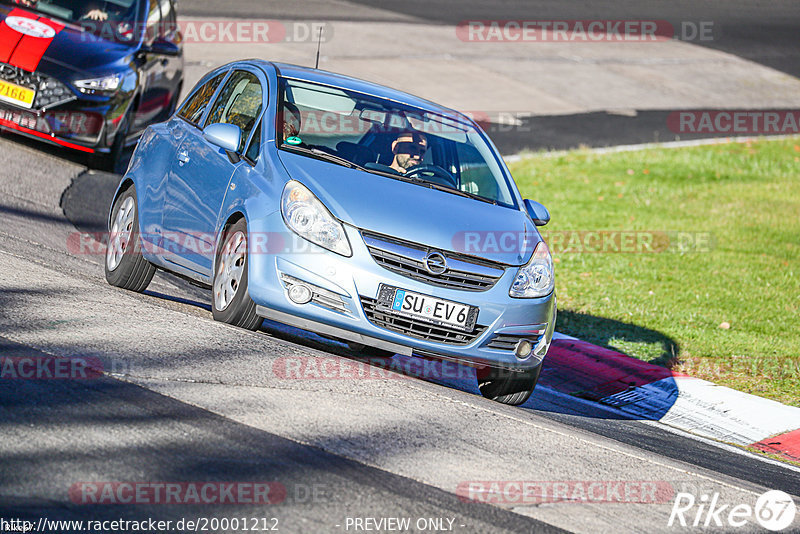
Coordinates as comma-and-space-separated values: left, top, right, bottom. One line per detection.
376, 284, 477, 331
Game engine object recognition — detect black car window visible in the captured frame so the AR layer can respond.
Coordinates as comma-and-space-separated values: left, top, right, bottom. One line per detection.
178, 73, 226, 126
245, 119, 262, 163
205, 71, 263, 153
22, 0, 139, 42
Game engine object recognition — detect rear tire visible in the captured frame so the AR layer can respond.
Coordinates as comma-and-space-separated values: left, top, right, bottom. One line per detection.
477, 364, 542, 406
104, 184, 156, 292
211, 219, 261, 330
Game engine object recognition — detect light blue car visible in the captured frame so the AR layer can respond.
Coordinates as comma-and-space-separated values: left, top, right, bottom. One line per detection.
105, 60, 556, 405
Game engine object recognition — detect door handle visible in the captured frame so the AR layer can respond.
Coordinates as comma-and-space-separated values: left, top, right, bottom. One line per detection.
177, 150, 189, 165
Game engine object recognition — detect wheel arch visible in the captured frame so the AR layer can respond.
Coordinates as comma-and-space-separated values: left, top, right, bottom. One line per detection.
107, 177, 136, 230
212, 209, 249, 273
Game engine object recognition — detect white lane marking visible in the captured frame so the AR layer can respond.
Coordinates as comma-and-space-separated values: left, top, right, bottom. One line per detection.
539, 385, 800, 476
600, 377, 800, 446
503, 134, 799, 161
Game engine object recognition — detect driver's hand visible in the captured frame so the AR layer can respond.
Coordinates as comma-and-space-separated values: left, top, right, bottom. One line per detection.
85, 9, 108, 20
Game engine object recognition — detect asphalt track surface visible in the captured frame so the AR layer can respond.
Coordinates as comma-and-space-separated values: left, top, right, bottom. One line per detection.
178, 0, 800, 152
1, 134, 799, 533
2, 1, 800, 533
178, 0, 800, 77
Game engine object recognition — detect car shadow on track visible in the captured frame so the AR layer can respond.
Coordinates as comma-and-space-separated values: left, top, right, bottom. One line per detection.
556, 310, 680, 368
0, 131, 136, 174
257, 315, 682, 423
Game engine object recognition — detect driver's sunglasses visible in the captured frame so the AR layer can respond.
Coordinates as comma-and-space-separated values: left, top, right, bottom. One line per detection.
394, 141, 427, 157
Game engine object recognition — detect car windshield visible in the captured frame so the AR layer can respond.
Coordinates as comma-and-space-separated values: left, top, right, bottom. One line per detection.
277, 77, 517, 207
1, 0, 140, 42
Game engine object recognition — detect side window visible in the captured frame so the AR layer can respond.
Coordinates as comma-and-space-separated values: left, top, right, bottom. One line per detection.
245, 119, 262, 163
178, 73, 226, 126
205, 71, 263, 153
455, 141, 498, 200
159, 0, 177, 39
145, 0, 160, 42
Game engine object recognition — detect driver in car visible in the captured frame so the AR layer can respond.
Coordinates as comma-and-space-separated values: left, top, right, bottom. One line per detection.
389, 131, 427, 174
282, 102, 302, 140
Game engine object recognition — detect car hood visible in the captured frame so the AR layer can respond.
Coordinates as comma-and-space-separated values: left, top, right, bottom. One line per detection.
0, 6, 133, 77
278, 150, 537, 266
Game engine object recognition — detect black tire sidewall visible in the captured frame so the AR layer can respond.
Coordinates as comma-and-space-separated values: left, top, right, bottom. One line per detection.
212, 219, 258, 328
104, 185, 148, 287
477, 363, 542, 405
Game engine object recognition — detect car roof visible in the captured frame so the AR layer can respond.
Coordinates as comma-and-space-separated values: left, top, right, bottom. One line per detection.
242, 60, 473, 125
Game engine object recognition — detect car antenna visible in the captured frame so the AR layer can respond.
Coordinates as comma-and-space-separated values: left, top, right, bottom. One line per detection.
314, 26, 323, 69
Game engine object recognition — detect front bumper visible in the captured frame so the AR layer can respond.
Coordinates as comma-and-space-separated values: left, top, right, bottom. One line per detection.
247, 212, 556, 371
0, 92, 132, 153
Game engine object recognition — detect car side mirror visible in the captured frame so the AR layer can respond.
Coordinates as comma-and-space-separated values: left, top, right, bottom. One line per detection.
203, 123, 241, 153
144, 38, 181, 56
524, 199, 550, 226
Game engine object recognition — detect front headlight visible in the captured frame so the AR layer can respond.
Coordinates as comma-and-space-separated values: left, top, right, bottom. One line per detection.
74, 74, 121, 94
281, 181, 351, 257
509, 241, 554, 298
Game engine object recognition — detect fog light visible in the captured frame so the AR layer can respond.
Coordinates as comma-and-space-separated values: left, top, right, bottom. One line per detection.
514, 339, 533, 359
288, 283, 312, 304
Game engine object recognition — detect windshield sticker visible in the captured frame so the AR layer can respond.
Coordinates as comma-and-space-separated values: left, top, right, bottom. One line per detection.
285, 136, 302, 145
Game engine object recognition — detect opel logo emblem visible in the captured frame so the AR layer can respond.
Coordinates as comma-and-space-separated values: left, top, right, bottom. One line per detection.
424, 251, 447, 275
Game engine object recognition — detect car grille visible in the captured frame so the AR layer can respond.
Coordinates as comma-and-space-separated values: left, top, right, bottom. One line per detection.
0, 63, 76, 110
360, 296, 487, 345
361, 231, 506, 292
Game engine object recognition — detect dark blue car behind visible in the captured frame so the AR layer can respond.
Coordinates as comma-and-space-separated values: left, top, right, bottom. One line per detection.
0, 0, 183, 169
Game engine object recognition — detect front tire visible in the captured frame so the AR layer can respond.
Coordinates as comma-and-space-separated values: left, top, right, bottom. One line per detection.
477, 364, 542, 406
96, 106, 134, 173
104, 185, 156, 292
212, 219, 261, 330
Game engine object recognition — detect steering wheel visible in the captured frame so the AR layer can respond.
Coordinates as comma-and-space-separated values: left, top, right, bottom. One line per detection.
405, 164, 458, 189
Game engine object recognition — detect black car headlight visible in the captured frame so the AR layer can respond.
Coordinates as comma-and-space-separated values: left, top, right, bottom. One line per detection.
73, 74, 122, 95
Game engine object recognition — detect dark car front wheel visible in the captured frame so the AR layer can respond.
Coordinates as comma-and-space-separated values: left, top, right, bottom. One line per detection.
477, 364, 542, 406
212, 219, 261, 330
94, 106, 133, 173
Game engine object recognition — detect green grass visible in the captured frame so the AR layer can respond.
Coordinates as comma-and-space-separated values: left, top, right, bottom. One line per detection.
508, 138, 800, 406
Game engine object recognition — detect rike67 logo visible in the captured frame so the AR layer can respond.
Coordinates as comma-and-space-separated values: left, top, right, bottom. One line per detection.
669, 490, 797, 531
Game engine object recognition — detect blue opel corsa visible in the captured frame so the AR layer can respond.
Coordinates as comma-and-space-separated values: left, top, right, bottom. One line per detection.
105, 60, 556, 405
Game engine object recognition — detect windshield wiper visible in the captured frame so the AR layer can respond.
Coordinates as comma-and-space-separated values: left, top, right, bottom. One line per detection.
309, 148, 368, 170
417, 180, 498, 205
282, 144, 370, 172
